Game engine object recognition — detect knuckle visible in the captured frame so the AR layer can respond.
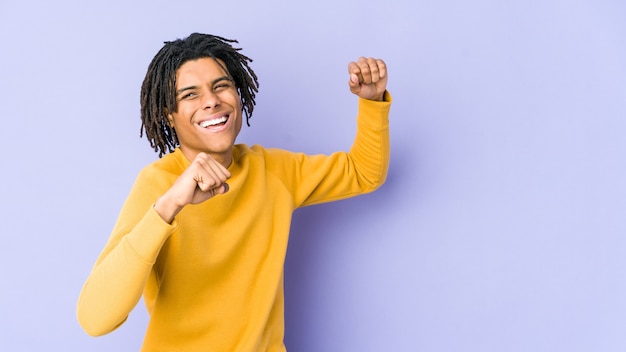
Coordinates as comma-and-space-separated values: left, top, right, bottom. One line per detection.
203, 177, 217, 187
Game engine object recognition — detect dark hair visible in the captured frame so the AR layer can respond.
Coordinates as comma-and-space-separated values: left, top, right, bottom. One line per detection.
140, 33, 259, 157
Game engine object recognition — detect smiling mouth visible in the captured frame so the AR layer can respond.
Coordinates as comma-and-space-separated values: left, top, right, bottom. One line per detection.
199, 115, 228, 128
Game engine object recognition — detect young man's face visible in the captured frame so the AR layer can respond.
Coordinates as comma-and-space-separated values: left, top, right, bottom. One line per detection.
168, 57, 243, 167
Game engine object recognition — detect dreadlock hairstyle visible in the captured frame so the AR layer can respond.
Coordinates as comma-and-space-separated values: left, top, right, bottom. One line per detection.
140, 33, 259, 157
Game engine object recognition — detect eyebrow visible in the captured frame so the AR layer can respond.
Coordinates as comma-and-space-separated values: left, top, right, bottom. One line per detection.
175, 76, 234, 96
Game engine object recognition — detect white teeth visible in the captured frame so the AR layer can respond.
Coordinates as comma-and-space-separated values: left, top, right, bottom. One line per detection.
200, 116, 227, 128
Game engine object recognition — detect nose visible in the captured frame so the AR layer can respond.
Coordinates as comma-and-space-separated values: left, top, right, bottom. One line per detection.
203, 90, 221, 109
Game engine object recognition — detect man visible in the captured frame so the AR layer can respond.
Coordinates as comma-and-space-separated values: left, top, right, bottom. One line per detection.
77, 32, 391, 351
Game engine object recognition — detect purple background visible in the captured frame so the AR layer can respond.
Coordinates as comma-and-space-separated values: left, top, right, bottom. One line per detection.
1, 0, 625, 351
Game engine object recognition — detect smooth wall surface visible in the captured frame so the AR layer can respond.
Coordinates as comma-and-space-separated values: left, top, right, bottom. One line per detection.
1, 0, 625, 351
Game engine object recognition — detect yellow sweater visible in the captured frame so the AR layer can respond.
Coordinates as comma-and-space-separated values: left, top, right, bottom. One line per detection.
77, 93, 391, 351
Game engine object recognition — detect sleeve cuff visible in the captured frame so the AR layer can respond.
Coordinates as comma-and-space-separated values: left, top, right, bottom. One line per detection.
124, 205, 177, 264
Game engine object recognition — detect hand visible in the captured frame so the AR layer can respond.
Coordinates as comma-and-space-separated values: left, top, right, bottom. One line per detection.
154, 153, 231, 223
348, 57, 388, 101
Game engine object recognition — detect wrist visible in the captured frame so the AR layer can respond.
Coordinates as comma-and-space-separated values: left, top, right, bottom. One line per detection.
154, 194, 182, 224
362, 90, 387, 102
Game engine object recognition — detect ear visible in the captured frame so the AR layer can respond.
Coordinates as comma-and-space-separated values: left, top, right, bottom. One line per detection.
165, 110, 175, 128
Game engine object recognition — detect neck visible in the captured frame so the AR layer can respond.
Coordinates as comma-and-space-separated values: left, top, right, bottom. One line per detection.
179, 147, 233, 169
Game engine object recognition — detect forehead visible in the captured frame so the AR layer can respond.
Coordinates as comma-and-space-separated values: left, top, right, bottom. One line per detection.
175, 57, 229, 85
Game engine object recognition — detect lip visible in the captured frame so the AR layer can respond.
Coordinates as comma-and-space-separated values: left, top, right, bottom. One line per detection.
196, 112, 231, 132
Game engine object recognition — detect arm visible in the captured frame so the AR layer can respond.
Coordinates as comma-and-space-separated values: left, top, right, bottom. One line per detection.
343, 57, 391, 190
280, 57, 391, 206
76, 153, 231, 336
76, 166, 176, 336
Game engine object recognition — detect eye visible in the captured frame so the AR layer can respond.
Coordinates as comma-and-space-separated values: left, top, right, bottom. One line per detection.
214, 81, 233, 91
180, 92, 197, 100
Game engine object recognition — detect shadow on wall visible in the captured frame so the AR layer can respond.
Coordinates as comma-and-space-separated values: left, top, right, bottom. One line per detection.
282, 156, 408, 348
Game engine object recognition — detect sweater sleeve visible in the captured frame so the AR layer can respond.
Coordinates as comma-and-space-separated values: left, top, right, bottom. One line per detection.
276, 91, 392, 207
346, 92, 392, 192
76, 169, 176, 336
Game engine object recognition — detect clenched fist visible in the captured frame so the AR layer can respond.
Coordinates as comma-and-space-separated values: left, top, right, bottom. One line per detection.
154, 152, 231, 223
348, 57, 388, 101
